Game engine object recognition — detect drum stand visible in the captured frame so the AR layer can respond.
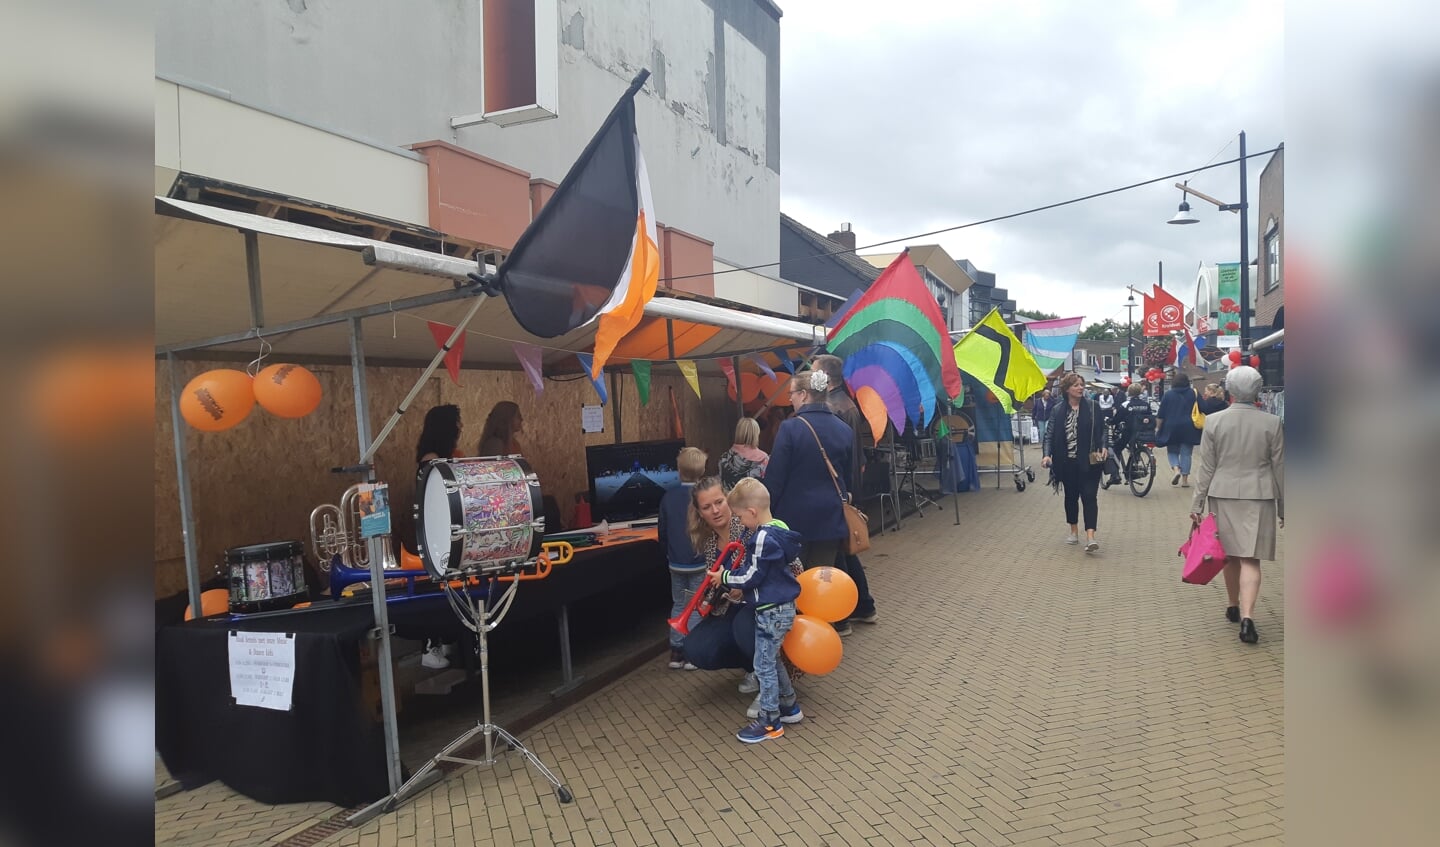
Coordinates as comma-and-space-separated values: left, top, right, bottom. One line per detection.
350, 574, 572, 824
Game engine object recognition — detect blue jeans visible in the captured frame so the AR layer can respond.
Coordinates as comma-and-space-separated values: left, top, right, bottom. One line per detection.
1167, 442, 1194, 475
1036, 419, 1049, 447
669, 570, 706, 650
754, 603, 796, 720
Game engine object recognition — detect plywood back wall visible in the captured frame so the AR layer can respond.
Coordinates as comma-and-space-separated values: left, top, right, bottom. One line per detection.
155, 360, 738, 598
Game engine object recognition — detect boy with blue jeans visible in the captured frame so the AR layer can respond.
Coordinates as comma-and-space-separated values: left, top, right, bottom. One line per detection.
713, 478, 803, 743
659, 447, 709, 670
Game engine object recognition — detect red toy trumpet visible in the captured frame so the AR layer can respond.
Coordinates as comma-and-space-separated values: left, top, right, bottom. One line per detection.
668, 541, 744, 635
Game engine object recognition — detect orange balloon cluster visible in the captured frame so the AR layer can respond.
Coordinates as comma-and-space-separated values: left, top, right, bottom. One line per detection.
796, 566, 859, 622
178, 364, 323, 432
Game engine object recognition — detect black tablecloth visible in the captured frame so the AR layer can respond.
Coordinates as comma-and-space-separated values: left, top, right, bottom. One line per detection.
156, 603, 391, 807
156, 538, 663, 807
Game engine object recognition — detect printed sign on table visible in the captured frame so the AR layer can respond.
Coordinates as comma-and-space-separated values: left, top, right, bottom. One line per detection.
228, 631, 296, 711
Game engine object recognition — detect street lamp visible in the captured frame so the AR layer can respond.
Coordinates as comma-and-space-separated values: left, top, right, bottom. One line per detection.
1124, 293, 1137, 378
1165, 131, 1252, 353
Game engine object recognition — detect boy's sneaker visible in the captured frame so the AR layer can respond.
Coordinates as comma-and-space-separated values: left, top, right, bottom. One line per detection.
833, 621, 853, 637
736, 719, 784, 744
667, 648, 685, 670
738, 672, 759, 693
746, 697, 803, 723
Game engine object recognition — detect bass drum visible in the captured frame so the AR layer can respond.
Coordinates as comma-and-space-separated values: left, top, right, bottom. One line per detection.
414, 457, 544, 579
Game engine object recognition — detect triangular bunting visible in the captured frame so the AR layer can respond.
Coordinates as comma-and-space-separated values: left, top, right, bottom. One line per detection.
574, 353, 609, 404
427, 321, 466, 384
632, 360, 652, 406
717, 357, 737, 394
512, 342, 544, 396
677, 360, 701, 398
747, 354, 776, 381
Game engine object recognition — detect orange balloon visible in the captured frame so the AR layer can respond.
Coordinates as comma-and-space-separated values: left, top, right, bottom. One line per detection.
184, 588, 230, 620
783, 614, 844, 675
252, 363, 323, 418
796, 566, 859, 623
725, 371, 762, 403
179, 369, 255, 432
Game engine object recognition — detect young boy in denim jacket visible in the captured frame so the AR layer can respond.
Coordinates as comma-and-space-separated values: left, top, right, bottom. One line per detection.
712, 478, 803, 743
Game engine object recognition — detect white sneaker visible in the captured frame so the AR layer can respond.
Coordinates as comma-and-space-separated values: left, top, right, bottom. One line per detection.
1065, 534, 1080, 545
746, 696, 803, 723
1085, 539, 1100, 553
683, 662, 698, 671
738, 672, 759, 694
421, 645, 450, 670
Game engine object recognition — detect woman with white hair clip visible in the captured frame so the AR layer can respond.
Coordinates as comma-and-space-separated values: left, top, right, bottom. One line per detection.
1189, 366, 1285, 644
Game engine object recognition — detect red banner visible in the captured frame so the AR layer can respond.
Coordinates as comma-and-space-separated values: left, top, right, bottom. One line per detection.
1143, 285, 1185, 336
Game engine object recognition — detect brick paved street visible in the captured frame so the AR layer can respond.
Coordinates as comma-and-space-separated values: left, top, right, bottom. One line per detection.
159, 473, 1284, 846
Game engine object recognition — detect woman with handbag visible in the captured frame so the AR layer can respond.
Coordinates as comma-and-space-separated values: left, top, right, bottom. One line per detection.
762, 370, 859, 634
1189, 367, 1285, 644
1041, 372, 1107, 552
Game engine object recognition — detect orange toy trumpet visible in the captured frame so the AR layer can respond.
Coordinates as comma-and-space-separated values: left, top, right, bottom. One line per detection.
668, 541, 744, 636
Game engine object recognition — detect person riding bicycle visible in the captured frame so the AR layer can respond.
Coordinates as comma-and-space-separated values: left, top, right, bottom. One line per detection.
1107, 383, 1157, 484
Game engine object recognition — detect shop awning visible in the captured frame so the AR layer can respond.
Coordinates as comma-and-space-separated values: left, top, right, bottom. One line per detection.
155, 197, 823, 370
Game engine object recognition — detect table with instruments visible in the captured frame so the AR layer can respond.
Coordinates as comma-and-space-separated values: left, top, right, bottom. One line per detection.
154, 527, 663, 806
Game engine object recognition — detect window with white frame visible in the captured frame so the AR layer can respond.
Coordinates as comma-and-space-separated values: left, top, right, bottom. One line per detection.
1101, 354, 1115, 372
1265, 220, 1281, 292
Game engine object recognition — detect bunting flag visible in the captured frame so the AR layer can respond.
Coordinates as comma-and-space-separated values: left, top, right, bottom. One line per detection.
828, 251, 963, 430
1144, 285, 1185, 336
676, 359, 701, 398
952, 308, 1047, 414
1022, 316, 1084, 373
512, 342, 544, 396
668, 385, 684, 439
574, 353, 609, 404
490, 71, 658, 379
426, 321, 467, 384
717, 357, 737, 395
747, 353, 776, 381
631, 359, 652, 406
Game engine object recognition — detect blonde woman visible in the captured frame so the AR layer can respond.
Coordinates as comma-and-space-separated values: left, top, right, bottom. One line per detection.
719, 417, 769, 490
477, 401, 524, 456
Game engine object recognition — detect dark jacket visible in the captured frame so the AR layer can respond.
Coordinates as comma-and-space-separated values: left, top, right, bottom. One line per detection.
721, 519, 802, 609
1156, 386, 1203, 447
1043, 398, 1106, 464
1197, 396, 1229, 416
765, 403, 854, 543
657, 482, 704, 572
827, 387, 866, 488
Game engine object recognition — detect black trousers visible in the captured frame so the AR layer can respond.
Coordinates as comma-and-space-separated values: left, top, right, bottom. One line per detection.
1058, 459, 1101, 531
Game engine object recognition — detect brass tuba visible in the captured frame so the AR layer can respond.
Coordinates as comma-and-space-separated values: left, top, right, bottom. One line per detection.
309, 484, 397, 574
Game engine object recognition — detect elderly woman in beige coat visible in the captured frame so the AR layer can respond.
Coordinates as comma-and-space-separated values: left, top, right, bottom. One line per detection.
1189, 367, 1284, 644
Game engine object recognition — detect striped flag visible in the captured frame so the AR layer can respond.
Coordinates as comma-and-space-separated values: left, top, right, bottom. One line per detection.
953, 309, 1048, 414
1021, 316, 1084, 373
493, 71, 659, 379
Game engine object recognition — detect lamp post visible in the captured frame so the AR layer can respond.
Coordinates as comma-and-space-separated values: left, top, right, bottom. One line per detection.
1167, 130, 1252, 353
1125, 293, 1137, 379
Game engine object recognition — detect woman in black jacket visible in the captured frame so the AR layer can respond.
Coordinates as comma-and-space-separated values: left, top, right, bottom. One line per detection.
1041, 373, 1108, 552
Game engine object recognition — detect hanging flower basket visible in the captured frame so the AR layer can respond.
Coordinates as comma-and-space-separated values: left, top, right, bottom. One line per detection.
1141, 337, 1173, 366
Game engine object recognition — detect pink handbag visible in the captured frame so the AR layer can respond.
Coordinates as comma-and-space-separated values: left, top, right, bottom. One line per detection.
1180, 514, 1227, 585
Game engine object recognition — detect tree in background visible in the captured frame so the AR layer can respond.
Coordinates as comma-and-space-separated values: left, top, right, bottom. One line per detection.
1016, 308, 1060, 321
1078, 318, 1124, 341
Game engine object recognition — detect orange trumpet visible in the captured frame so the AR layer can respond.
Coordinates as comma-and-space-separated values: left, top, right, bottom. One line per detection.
668, 541, 744, 636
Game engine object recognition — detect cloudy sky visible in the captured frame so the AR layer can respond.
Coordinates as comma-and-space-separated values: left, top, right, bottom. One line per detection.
777, 0, 1284, 329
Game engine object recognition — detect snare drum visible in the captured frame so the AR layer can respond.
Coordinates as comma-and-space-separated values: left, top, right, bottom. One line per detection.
415, 457, 544, 579
226, 540, 310, 614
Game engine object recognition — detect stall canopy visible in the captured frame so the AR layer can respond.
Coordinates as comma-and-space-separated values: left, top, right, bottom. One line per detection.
155, 197, 823, 367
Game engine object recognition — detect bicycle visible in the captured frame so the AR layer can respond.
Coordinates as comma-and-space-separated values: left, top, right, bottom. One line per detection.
1122, 439, 1156, 497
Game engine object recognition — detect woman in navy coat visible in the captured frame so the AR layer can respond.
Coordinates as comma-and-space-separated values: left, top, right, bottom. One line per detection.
763, 370, 855, 572
1156, 371, 1203, 487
